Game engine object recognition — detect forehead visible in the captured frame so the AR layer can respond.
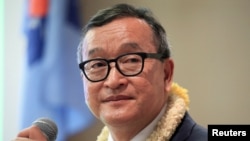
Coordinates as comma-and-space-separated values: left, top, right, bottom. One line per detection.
82, 17, 156, 57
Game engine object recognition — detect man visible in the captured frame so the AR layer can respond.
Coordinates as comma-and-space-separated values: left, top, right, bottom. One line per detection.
15, 3, 207, 141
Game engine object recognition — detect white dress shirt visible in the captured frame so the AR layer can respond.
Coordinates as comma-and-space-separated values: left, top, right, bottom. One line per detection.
108, 104, 167, 141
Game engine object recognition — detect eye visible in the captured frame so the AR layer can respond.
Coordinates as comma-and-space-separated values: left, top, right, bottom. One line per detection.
120, 54, 142, 64
85, 60, 107, 70
130, 57, 141, 63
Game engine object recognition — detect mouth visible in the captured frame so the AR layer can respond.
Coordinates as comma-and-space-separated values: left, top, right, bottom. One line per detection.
103, 95, 134, 103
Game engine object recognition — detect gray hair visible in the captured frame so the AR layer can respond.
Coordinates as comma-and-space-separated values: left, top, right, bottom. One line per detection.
77, 3, 171, 63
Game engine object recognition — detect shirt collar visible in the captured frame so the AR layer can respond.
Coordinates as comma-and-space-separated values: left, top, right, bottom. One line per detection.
108, 104, 167, 141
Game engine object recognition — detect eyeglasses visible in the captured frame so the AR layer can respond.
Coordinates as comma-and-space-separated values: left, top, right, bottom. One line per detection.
79, 52, 167, 82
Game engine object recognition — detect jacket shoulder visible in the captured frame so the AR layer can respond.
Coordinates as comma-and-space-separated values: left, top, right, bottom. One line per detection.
171, 112, 208, 141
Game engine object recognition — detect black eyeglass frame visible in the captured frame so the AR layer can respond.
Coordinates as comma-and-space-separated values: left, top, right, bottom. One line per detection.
79, 52, 168, 82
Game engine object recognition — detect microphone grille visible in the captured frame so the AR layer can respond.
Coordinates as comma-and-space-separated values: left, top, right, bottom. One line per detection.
32, 118, 58, 141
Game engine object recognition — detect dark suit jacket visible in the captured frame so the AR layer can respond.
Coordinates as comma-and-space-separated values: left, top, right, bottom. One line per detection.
170, 112, 208, 141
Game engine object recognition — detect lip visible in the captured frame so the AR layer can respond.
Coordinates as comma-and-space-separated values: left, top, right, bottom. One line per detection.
103, 95, 134, 103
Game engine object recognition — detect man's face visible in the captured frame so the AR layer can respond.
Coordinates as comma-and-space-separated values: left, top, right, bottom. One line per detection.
81, 17, 174, 127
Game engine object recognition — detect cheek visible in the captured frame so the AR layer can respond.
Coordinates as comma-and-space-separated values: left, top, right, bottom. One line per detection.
136, 64, 166, 99
131, 77, 156, 101
142, 62, 165, 86
84, 82, 102, 117
85, 84, 97, 104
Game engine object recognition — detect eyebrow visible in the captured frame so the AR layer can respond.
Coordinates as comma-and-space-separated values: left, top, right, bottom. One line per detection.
87, 47, 103, 56
121, 42, 143, 51
87, 42, 143, 57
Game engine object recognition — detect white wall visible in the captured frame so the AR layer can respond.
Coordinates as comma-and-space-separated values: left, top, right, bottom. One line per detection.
3, 0, 25, 140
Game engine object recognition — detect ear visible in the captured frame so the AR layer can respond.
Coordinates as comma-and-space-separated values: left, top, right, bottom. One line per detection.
164, 59, 174, 92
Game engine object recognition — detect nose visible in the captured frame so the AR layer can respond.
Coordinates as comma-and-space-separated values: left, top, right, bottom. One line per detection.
103, 63, 128, 89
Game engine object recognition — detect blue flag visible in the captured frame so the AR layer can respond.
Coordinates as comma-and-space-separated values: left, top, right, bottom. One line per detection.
20, 0, 94, 140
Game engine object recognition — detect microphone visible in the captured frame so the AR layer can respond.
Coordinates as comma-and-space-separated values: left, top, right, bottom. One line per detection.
32, 117, 58, 141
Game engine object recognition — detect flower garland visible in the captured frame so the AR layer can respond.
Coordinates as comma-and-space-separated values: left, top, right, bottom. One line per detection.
170, 82, 189, 107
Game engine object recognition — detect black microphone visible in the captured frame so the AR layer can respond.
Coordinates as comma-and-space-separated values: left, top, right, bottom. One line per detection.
32, 117, 58, 141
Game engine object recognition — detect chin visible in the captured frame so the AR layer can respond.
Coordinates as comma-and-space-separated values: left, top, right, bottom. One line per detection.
101, 110, 140, 126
